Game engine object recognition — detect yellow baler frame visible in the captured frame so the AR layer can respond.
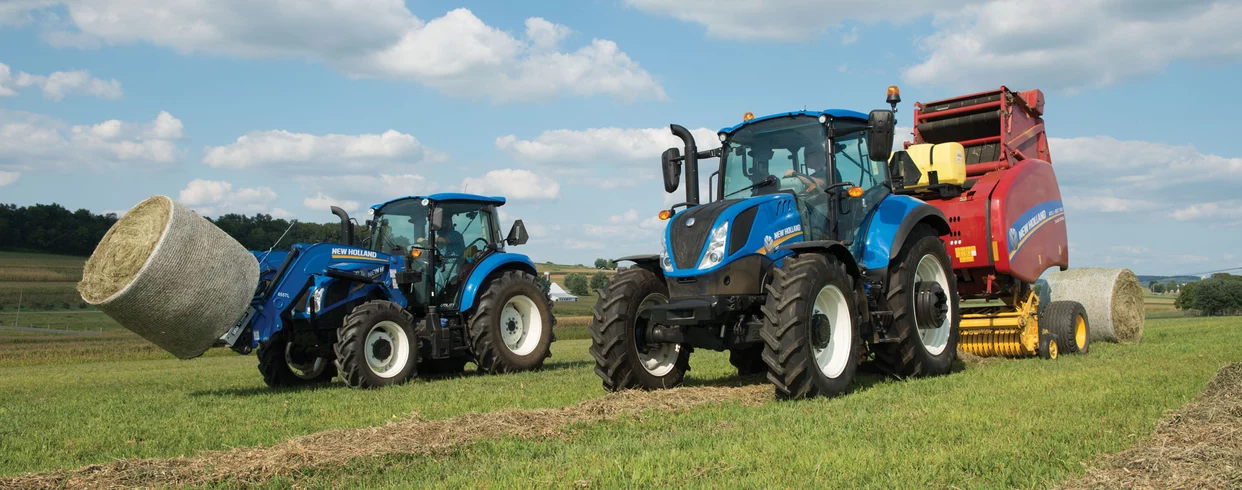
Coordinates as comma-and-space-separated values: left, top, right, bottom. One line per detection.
958, 291, 1054, 358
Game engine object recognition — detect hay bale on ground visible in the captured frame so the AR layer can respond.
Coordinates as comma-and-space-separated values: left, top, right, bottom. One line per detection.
78, 196, 258, 359
1041, 267, 1144, 344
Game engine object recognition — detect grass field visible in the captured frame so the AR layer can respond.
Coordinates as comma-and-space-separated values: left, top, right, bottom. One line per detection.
0, 251, 89, 309
3, 251, 1240, 488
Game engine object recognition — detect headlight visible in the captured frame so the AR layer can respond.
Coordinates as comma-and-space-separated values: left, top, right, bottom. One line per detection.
311, 287, 325, 313
660, 235, 673, 272
698, 222, 729, 270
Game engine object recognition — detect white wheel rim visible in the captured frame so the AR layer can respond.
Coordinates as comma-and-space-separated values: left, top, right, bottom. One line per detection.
499, 294, 543, 356
636, 293, 680, 377
365, 320, 411, 378
914, 254, 952, 356
811, 284, 853, 379
285, 343, 327, 380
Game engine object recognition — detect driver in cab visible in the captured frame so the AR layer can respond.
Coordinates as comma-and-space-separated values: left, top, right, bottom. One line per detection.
784, 144, 829, 192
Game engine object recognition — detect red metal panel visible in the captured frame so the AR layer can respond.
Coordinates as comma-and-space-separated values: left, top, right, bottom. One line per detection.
989, 160, 1069, 283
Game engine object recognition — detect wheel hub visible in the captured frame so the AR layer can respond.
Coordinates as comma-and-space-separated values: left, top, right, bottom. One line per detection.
914, 281, 948, 328
810, 313, 831, 349
371, 338, 392, 361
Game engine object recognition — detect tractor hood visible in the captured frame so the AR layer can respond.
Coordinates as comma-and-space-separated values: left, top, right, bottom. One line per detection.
662, 193, 806, 278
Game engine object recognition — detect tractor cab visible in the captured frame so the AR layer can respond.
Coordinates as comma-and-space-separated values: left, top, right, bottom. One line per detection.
366, 193, 529, 313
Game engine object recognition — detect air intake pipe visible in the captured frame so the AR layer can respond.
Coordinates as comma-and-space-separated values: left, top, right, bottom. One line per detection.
670, 124, 700, 206
330, 206, 354, 246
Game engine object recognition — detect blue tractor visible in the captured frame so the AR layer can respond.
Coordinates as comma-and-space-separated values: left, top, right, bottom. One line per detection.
222, 193, 556, 389
589, 89, 961, 399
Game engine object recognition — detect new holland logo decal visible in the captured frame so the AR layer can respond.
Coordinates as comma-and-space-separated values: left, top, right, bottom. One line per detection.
1006, 200, 1064, 259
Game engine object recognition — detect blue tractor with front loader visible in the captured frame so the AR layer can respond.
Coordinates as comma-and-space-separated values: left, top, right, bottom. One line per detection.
589, 87, 961, 399
222, 193, 556, 389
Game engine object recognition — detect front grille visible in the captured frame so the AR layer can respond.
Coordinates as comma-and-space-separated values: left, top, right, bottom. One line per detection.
669, 199, 739, 269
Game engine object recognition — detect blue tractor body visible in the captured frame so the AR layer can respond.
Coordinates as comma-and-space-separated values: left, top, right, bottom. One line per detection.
590, 97, 962, 399
225, 193, 553, 389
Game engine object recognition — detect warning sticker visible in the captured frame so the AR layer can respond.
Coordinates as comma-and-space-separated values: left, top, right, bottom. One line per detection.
955, 246, 977, 263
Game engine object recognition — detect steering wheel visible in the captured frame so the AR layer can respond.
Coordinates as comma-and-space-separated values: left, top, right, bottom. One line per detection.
467, 237, 489, 251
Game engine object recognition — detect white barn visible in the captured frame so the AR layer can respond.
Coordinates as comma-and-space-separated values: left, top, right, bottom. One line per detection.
548, 282, 578, 302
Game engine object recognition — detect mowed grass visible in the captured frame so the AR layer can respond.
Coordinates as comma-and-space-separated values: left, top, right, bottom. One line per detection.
0, 251, 89, 308
1, 316, 1240, 489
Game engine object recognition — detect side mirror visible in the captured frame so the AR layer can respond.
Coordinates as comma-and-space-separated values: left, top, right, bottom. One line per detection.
430, 207, 444, 232
867, 109, 896, 163
661, 147, 682, 193
506, 219, 529, 246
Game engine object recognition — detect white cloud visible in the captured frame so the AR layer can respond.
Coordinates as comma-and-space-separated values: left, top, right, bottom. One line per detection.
0, 171, 18, 186
903, 0, 1242, 91
497, 127, 718, 166
0, 110, 185, 176
624, 0, 966, 41
203, 129, 431, 170
17, 2, 663, 103
0, 61, 122, 100
565, 240, 605, 250
1051, 136, 1241, 224
303, 193, 361, 214
628, 0, 1242, 92
1169, 201, 1242, 222
461, 169, 560, 200
178, 179, 279, 216
296, 174, 437, 204
584, 208, 666, 240
0, 1, 56, 26
840, 26, 859, 45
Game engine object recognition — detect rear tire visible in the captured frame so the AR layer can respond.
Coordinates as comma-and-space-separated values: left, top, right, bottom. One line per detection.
257, 330, 336, 388
589, 267, 689, 392
875, 224, 960, 377
335, 300, 418, 389
760, 253, 860, 400
1044, 300, 1089, 355
468, 270, 555, 374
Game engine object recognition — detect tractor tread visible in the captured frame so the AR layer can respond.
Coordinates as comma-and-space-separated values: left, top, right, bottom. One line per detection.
334, 300, 416, 389
588, 267, 688, 392
257, 330, 335, 388
468, 270, 556, 375
873, 224, 960, 378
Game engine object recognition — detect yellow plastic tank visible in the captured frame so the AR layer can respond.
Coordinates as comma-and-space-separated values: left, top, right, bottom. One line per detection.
903, 142, 967, 187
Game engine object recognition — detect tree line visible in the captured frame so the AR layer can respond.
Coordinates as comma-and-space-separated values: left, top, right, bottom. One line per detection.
1175, 273, 1242, 316
0, 202, 343, 257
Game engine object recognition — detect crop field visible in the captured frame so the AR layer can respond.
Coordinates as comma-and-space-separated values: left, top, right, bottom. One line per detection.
1, 253, 1239, 488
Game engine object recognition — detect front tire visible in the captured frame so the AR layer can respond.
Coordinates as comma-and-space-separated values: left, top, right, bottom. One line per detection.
468, 270, 555, 374
729, 344, 766, 376
257, 330, 336, 388
760, 253, 860, 400
589, 267, 689, 392
334, 301, 418, 389
875, 224, 961, 377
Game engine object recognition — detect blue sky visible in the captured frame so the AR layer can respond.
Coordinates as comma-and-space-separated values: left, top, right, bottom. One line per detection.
1, 0, 1239, 276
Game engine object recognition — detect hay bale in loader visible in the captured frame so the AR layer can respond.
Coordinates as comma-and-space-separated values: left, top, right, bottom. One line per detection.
78, 195, 258, 359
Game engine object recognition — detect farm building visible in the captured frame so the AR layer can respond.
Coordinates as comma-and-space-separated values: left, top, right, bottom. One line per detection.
548, 282, 578, 302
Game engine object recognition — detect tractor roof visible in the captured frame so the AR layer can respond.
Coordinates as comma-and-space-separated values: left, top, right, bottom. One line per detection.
371, 193, 507, 211
718, 109, 868, 135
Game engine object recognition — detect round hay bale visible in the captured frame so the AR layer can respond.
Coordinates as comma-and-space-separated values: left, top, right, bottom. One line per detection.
78, 196, 259, 359
1041, 267, 1144, 344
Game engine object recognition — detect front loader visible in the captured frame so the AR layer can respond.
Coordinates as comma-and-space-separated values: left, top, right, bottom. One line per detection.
589, 89, 962, 400
222, 193, 557, 389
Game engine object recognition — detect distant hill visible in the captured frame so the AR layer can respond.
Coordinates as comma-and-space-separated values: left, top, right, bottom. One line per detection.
1136, 275, 1202, 286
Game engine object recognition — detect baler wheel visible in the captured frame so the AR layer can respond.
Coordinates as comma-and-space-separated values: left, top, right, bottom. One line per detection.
875, 225, 961, 377
257, 330, 336, 388
760, 253, 860, 400
588, 267, 689, 392
468, 270, 555, 374
1043, 300, 1089, 355
1038, 332, 1059, 360
335, 300, 418, 389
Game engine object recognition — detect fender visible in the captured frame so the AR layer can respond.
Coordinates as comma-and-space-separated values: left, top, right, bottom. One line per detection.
616, 254, 665, 277
778, 240, 860, 279
860, 195, 950, 270
457, 252, 538, 312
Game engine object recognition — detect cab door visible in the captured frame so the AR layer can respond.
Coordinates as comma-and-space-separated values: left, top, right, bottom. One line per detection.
831, 128, 890, 246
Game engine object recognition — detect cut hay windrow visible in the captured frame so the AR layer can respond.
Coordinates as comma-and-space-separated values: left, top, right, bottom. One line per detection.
1041, 267, 1144, 343
77, 196, 258, 360
0, 384, 769, 490
1057, 361, 1242, 490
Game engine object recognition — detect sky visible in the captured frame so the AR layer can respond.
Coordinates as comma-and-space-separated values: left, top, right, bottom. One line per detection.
1, 0, 1240, 276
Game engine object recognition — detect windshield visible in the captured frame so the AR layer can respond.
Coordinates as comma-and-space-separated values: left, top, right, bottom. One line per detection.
720, 116, 830, 200
370, 199, 429, 255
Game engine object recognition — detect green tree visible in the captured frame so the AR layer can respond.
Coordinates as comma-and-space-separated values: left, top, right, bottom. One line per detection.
564, 273, 589, 296
1147, 280, 1158, 291
607, 259, 618, 270
1152, 283, 1164, 294
534, 273, 552, 297
594, 258, 608, 269
1175, 282, 1197, 311
590, 271, 609, 291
